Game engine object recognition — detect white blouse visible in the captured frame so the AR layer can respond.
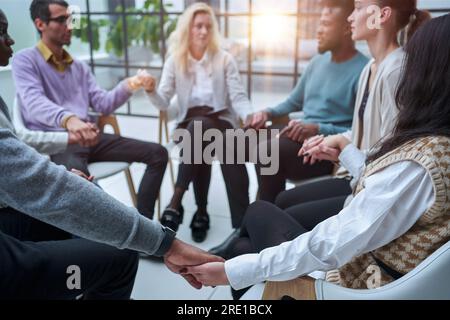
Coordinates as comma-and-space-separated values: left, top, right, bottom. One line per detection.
224, 144, 434, 290
188, 53, 214, 109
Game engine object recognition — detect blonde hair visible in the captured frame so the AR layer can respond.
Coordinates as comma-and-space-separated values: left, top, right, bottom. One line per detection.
167, 2, 221, 73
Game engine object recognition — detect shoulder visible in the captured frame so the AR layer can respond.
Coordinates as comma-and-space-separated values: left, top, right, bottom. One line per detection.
162, 55, 176, 72
12, 47, 39, 66
379, 48, 405, 81
215, 49, 236, 64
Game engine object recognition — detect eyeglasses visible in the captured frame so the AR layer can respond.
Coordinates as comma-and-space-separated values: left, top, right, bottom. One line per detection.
47, 15, 72, 25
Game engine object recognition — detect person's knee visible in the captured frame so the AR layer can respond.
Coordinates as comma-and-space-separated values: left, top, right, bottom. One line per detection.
157, 145, 169, 164
144, 144, 169, 166
274, 191, 287, 209
243, 201, 273, 224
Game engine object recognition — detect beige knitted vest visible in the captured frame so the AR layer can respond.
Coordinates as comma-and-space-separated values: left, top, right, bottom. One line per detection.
326, 136, 450, 289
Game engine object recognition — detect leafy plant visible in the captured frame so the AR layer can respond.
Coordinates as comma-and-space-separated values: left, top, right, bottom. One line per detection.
73, 0, 177, 58
72, 16, 109, 52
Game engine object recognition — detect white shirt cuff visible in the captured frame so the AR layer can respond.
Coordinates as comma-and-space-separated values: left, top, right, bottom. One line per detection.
338, 143, 367, 179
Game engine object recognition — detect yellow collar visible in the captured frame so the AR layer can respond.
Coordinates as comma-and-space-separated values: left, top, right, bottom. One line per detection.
37, 40, 73, 72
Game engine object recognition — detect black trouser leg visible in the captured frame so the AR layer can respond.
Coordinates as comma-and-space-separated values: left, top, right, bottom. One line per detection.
193, 163, 211, 211
220, 162, 249, 228
0, 208, 138, 300
52, 133, 168, 219
175, 116, 249, 227
275, 177, 351, 209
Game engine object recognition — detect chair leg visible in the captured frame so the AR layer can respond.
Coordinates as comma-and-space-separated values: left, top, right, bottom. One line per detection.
164, 119, 176, 189
262, 276, 317, 300
125, 168, 137, 207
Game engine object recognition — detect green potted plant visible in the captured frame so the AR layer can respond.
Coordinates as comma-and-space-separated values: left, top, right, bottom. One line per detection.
73, 0, 177, 63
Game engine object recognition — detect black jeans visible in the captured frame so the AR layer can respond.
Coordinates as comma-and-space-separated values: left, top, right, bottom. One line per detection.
0, 207, 138, 300
51, 133, 168, 219
256, 125, 335, 203
175, 116, 249, 228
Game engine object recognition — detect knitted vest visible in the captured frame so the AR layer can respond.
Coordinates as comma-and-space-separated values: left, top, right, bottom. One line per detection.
326, 136, 450, 289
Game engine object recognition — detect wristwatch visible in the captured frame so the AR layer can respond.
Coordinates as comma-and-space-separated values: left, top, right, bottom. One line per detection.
154, 225, 176, 257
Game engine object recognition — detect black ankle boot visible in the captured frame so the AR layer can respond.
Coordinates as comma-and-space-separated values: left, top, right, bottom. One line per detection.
208, 229, 241, 259
190, 211, 210, 243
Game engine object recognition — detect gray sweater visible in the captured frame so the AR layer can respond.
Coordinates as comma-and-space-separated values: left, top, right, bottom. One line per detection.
0, 97, 165, 255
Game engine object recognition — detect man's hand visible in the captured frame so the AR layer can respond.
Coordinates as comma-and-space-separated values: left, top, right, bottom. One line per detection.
126, 75, 142, 92
185, 262, 229, 287
66, 117, 100, 148
299, 134, 350, 165
164, 239, 225, 290
281, 120, 319, 143
248, 111, 270, 130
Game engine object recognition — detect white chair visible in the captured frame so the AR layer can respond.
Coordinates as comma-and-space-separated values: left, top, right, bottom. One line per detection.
13, 97, 137, 207
262, 241, 450, 300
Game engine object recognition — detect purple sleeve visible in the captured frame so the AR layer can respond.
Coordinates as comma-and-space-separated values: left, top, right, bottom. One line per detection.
12, 53, 73, 130
85, 64, 132, 115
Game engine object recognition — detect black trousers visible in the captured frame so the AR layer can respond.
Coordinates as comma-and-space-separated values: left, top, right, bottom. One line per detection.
175, 116, 249, 228
0, 207, 138, 300
228, 178, 351, 299
256, 125, 334, 203
51, 133, 168, 219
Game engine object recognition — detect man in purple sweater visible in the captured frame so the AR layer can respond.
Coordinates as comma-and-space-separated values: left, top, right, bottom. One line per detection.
12, 0, 167, 220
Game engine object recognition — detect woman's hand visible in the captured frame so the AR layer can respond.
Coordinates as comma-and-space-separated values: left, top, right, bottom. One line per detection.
184, 262, 229, 287
299, 134, 350, 165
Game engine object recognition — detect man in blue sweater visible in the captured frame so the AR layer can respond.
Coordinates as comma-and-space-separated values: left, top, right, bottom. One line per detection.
248, 0, 368, 203
0, 9, 222, 300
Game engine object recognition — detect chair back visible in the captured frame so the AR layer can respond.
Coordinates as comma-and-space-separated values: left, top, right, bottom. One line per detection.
315, 241, 450, 300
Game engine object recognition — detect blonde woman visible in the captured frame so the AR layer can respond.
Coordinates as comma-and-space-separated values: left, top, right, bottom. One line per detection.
144, 3, 253, 243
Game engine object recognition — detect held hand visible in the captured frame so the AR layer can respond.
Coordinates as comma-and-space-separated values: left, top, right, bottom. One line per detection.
185, 262, 229, 287
299, 134, 350, 165
286, 120, 304, 142
249, 111, 270, 130
126, 75, 142, 92
66, 117, 99, 148
164, 239, 225, 289
284, 121, 319, 143
68, 131, 82, 145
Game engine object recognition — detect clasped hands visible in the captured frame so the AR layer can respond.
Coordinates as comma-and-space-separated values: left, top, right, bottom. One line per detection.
127, 69, 157, 93
244, 112, 319, 143
163, 239, 231, 288
298, 134, 351, 165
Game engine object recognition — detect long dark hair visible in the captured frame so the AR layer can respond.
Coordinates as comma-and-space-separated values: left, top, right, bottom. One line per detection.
369, 14, 450, 162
